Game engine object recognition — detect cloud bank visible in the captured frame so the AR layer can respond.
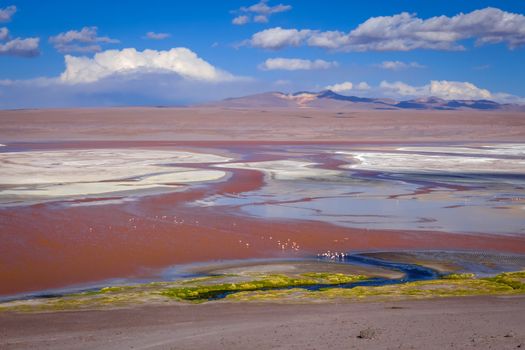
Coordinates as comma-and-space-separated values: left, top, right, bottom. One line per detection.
60, 48, 239, 84
324, 79, 523, 103
0, 45, 259, 108
378, 80, 522, 102
246, 8, 525, 51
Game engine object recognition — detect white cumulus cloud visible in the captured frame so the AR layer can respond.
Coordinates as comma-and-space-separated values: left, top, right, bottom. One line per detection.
232, 0, 291, 25
144, 32, 170, 40
254, 15, 269, 23
59, 47, 238, 84
259, 58, 337, 70
0, 6, 39, 57
325, 81, 353, 92
49, 26, 119, 53
242, 0, 291, 15
428, 81, 492, 100
0, 5, 16, 22
232, 15, 249, 25
377, 61, 425, 70
247, 8, 525, 51
323, 80, 522, 103
325, 81, 371, 93
248, 27, 312, 49
379, 81, 423, 96
356, 82, 371, 91
0, 37, 39, 57
0, 27, 8, 40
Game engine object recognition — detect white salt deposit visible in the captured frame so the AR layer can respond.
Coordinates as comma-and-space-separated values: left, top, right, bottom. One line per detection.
0, 148, 229, 205
397, 144, 525, 157
337, 143, 525, 174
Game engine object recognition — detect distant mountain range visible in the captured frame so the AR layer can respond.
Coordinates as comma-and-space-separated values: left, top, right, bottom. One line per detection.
202, 90, 525, 111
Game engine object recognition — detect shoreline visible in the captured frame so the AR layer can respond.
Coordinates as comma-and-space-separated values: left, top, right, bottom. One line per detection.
1, 252, 523, 311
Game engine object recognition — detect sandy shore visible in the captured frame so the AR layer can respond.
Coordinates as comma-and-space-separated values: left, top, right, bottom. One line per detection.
1, 296, 524, 349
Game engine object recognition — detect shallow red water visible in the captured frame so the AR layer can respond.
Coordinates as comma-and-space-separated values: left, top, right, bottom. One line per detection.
1, 141, 524, 296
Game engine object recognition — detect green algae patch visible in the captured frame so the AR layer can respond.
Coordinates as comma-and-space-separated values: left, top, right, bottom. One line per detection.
178, 275, 234, 285
307, 271, 525, 301
442, 273, 475, 280
159, 273, 372, 302
160, 274, 320, 302
300, 273, 368, 284
2, 270, 525, 313
0, 291, 158, 313
316, 279, 513, 300
99, 285, 138, 293
484, 271, 525, 291
224, 270, 525, 303
226, 289, 305, 302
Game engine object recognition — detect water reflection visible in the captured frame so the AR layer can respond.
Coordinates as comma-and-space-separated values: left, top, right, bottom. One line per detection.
207, 144, 525, 235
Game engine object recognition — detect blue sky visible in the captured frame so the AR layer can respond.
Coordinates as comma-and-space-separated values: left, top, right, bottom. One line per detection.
0, 0, 524, 107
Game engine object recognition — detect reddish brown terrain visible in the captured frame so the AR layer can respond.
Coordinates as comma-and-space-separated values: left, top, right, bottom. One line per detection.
1, 107, 525, 142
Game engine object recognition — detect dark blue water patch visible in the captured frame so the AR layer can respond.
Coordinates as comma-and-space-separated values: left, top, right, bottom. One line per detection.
341, 254, 440, 283
351, 169, 525, 191
209, 254, 441, 301
0, 271, 211, 303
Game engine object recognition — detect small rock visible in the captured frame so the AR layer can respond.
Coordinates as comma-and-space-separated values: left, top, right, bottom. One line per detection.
357, 328, 377, 340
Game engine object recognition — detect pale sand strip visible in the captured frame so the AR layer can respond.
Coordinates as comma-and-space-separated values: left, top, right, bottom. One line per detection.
215, 160, 341, 180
